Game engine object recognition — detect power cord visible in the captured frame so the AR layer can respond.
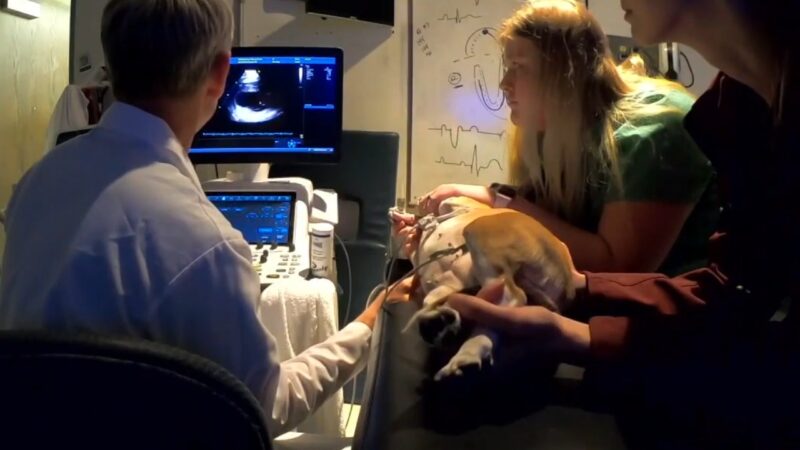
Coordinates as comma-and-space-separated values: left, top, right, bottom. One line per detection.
344, 213, 403, 434
679, 50, 695, 88
335, 233, 353, 326
343, 368, 358, 434
333, 232, 358, 433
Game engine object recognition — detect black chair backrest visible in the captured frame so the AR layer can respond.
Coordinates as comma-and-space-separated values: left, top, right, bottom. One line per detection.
270, 130, 400, 244
0, 330, 272, 450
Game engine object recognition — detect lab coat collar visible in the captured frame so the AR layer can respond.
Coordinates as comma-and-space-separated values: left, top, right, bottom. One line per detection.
97, 102, 203, 191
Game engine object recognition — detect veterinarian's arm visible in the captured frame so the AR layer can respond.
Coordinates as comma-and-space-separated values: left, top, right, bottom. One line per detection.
356, 276, 417, 328
508, 197, 695, 272
567, 267, 732, 360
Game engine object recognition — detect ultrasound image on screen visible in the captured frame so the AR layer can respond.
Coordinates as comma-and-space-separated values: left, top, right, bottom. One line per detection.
202, 64, 304, 141
189, 50, 341, 160
228, 70, 284, 124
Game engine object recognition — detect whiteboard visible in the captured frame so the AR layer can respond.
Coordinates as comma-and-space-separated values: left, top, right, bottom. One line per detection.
409, 0, 525, 202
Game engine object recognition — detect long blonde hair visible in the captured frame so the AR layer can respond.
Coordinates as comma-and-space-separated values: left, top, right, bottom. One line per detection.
503, 0, 689, 220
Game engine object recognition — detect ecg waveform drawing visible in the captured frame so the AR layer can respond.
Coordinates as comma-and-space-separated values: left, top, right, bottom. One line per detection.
428, 124, 505, 149
435, 145, 504, 176
438, 8, 482, 24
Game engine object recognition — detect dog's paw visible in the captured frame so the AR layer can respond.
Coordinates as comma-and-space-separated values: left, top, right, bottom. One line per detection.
418, 306, 461, 346
434, 334, 494, 381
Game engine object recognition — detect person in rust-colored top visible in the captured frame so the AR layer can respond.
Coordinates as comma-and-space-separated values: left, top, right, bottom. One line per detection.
446, 0, 800, 447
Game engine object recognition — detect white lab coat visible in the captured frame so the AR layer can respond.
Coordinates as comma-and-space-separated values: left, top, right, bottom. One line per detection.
0, 102, 371, 437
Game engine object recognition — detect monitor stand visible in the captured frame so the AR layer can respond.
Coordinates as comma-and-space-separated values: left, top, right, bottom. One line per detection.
216, 163, 270, 183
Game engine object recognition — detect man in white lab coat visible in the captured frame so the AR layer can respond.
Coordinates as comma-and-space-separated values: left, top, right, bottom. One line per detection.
0, 0, 410, 438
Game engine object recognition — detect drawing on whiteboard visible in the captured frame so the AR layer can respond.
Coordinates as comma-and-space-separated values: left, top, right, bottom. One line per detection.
464, 27, 497, 55
435, 145, 504, 176
474, 64, 505, 114
463, 27, 506, 119
416, 22, 433, 56
438, 8, 482, 24
428, 124, 505, 149
448, 72, 463, 89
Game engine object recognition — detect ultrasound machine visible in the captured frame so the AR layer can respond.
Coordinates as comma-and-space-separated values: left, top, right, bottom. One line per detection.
189, 47, 343, 288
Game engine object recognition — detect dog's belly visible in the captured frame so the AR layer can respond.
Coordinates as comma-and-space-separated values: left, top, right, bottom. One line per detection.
405, 197, 576, 380
415, 216, 475, 295
414, 209, 505, 297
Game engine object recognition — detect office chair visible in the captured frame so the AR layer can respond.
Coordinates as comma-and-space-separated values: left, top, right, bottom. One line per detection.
0, 330, 272, 450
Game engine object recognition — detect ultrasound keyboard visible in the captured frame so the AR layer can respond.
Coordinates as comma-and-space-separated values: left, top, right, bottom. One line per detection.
206, 192, 311, 288
250, 243, 310, 287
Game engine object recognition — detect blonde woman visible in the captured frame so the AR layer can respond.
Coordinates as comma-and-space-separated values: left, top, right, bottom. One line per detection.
409, 0, 717, 276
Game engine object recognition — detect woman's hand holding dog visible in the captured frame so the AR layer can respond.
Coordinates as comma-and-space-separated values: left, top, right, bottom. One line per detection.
445, 276, 591, 363
418, 184, 494, 216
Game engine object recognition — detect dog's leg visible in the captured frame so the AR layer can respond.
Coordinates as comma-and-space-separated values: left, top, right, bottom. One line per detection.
402, 271, 467, 341
434, 277, 526, 380
415, 276, 467, 345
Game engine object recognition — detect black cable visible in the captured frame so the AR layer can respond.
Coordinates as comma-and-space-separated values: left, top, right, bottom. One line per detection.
679, 51, 695, 88
664, 44, 679, 81
214, 164, 219, 179
335, 233, 353, 325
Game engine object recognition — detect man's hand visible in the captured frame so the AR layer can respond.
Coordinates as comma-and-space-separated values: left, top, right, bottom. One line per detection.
445, 282, 590, 362
418, 184, 494, 216
356, 276, 418, 329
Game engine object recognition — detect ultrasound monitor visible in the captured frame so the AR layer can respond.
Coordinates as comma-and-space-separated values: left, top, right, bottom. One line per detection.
189, 47, 343, 165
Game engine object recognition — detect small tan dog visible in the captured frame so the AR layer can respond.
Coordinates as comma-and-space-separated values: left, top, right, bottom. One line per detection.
399, 196, 576, 380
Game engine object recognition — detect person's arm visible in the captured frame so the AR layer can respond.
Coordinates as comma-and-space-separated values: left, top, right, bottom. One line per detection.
447, 267, 727, 364
418, 183, 494, 215
511, 105, 713, 273
265, 277, 414, 434
151, 238, 413, 437
572, 267, 727, 359
508, 197, 696, 272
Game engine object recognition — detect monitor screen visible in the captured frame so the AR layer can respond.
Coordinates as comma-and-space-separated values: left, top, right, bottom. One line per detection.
306, 0, 394, 26
190, 47, 343, 164
207, 192, 295, 245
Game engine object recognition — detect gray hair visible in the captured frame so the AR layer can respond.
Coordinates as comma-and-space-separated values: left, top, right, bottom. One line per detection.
101, 0, 234, 101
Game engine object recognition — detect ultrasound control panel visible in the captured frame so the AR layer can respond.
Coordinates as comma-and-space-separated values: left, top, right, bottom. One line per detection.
207, 192, 310, 287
